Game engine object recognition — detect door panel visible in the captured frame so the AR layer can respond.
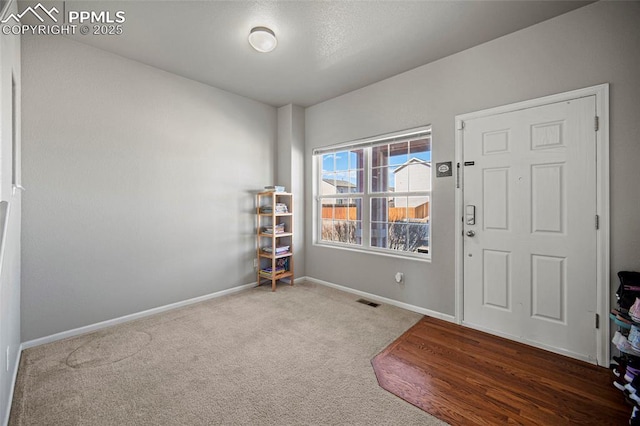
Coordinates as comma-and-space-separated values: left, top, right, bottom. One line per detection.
463, 96, 597, 361
483, 168, 510, 230
531, 254, 566, 323
482, 249, 510, 310
531, 163, 565, 234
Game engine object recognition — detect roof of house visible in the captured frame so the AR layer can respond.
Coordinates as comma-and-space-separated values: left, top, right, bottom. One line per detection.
323, 179, 356, 188
393, 158, 431, 174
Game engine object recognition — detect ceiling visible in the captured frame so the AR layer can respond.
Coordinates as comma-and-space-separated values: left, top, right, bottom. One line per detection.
19, 1, 592, 107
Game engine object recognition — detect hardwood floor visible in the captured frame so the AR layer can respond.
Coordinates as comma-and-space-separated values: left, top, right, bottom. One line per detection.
372, 316, 629, 425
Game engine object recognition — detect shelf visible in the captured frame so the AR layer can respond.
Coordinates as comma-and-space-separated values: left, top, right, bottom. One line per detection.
257, 191, 292, 196
259, 251, 293, 259
256, 191, 294, 292
610, 313, 633, 330
259, 232, 293, 238
259, 270, 293, 280
616, 343, 640, 358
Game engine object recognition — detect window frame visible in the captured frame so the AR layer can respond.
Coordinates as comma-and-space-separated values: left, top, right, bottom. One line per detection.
313, 126, 432, 261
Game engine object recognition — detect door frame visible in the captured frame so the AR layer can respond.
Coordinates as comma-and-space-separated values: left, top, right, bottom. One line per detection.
454, 84, 610, 365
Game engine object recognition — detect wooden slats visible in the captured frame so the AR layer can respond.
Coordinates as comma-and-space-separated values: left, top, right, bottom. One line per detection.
372, 316, 629, 425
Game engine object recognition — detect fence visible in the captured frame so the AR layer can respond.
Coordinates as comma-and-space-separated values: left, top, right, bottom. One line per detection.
322, 202, 429, 222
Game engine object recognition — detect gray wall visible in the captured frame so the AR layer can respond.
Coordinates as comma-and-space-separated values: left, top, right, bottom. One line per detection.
21, 36, 277, 341
0, 0, 21, 420
304, 1, 640, 315
277, 104, 305, 277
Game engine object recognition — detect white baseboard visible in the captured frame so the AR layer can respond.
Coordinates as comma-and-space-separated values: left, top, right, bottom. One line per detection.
303, 276, 455, 323
3, 343, 23, 426
21, 282, 257, 350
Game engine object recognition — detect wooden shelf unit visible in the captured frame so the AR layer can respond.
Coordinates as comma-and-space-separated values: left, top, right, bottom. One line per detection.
256, 191, 294, 291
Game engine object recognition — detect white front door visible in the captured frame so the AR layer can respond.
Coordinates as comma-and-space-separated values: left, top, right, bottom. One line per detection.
462, 96, 597, 361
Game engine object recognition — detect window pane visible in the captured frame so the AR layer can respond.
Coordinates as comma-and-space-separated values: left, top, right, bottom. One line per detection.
410, 138, 431, 162
335, 178, 352, 194
322, 154, 335, 172
370, 222, 387, 248
387, 222, 426, 252
321, 173, 336, 195
319, 198, 362, 246
355, 169, 364, 192
393, 156, 431, 193
349, 149, 364, 169
321, 202, 334, 218
406, 163, 431, 192
407, 224, 429, 253
388, 166, 398, 192
386, 223, 429, 252
371, 166, 387, 192
322, 150, 363, 194
389, 199, 408, 222
347, 199, 363, 245
348, 198, 362, 221
388, 222, 407, 250
334, 151, 349, 172
340, 221, 360, 245
389, 142, 408, 166
335, 221, 350, 243
351, 220, 362, 245
347, 171, 361, 193
333, 197, 348, 207
371, 197, 388, 222
321, 220, 335, 241
408, 196, 429, 221
372, 145, 388, 168
333, 198, 354, 220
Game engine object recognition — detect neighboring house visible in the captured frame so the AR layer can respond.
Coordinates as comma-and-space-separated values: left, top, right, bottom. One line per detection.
321, 179, 356, 205
393, 158, 431, 208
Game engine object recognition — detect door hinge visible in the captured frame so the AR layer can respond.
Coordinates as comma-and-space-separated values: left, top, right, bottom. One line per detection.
595, 116, 599, 132
457, 120, 465, 130
456, 162, 461, 188
595, 313, 600, 329
595, 215, 600, 230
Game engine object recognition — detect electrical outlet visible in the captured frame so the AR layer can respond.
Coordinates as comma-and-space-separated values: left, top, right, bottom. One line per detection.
253, 258, 258, 269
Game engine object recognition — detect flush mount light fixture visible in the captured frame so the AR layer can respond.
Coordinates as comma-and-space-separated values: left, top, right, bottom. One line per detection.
248, 26, 277, 53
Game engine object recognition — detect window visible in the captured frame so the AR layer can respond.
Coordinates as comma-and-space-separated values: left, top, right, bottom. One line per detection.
315, 127, 431, 258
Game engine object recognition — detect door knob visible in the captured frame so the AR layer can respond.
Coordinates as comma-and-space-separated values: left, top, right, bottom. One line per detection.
466, 230, 476, 237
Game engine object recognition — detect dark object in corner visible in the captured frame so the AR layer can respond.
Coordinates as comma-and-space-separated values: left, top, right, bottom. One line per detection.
617, 271, 640, 310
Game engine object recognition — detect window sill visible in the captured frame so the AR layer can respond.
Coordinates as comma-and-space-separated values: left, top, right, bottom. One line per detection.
312, 241, 431, 263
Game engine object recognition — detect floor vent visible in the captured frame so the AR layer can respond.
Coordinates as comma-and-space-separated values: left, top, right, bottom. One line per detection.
356, 298, 380, 308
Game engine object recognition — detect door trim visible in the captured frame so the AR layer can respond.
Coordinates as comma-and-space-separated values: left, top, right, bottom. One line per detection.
454, 84, 610, 365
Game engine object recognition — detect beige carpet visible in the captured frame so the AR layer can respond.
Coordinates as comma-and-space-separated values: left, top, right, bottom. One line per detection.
10, 282, 444, 425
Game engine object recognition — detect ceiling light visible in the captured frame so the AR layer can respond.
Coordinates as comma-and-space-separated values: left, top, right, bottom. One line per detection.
248, 26, 277, 53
